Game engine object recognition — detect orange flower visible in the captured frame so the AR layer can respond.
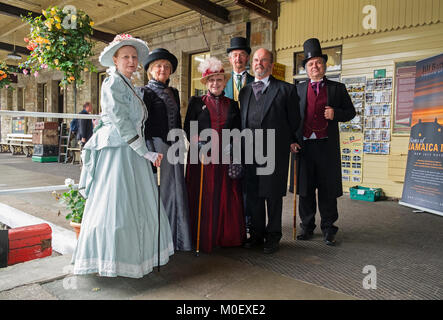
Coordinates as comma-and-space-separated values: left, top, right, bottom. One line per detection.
26, 41, 37, 51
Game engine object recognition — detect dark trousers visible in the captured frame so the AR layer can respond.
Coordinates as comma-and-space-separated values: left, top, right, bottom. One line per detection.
245, 164, 283, 243
298, 139, 339, 235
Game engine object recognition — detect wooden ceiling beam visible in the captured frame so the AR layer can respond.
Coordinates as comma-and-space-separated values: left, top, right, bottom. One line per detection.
0, 3, 40, 19
94, 0, 162, 27
0, 42, 30, 55
170, 0, 230, 24
0, 3, 116, 43
0, 0, 71, 39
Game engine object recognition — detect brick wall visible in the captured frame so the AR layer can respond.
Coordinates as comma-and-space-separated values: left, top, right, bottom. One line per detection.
140, 10, 272, 121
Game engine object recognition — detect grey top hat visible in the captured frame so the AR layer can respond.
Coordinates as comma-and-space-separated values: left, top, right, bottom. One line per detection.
302, 38, 328, 68
227, 36, 251, 55
143, 48, 178, 73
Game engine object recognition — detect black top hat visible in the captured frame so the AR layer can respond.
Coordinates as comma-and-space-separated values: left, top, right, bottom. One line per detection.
227, 37, 251, 55
302, 38, 328, 68
143, 48, 178, 73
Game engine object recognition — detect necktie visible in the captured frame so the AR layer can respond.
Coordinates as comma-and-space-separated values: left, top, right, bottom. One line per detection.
252, 81, 264, 100
311, 81, 322, 95
236, 74, 243, 92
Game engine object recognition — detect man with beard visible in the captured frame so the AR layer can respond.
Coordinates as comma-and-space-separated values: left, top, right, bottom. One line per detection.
239, 48, 300, 254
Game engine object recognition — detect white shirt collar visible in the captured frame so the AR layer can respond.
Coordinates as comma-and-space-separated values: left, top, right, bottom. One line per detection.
254, 75, 270, 88
233, 70, 246, 77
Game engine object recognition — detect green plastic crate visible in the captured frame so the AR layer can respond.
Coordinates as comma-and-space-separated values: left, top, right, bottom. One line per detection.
349, 186, 382, 202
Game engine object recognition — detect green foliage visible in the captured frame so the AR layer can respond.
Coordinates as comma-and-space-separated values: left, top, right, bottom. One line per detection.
53, 179, 85, 223
20, 5, 97, 86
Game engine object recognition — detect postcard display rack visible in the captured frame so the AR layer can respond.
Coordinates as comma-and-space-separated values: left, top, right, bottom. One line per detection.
364, 77, 392, 155
340, 76, 393, 184
340, 77, 365, 184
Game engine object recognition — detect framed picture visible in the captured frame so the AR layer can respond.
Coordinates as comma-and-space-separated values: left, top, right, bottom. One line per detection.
294, 45, 342, 76
12, 117, 27, 134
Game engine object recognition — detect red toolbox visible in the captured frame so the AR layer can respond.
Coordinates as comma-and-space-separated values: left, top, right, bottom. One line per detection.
6, 223, 52, 266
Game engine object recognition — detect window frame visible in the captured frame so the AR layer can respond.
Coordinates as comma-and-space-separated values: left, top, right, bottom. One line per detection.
189, 51, 210, 98
293, 45, 343, 80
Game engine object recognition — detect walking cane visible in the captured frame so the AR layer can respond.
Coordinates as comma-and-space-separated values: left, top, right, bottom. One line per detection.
157, 165, 161, 272
196, 154, 204, 257
293, 156, 297, 240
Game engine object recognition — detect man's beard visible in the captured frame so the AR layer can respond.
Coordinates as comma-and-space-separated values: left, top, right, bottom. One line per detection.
254, 66, 269, 77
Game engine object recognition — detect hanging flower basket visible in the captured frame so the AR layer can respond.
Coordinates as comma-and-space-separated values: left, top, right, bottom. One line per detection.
20, 6, 97, 86
0, 61, 16, 90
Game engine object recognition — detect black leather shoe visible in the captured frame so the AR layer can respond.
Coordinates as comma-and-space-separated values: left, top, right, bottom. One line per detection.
296, 231, 314, 241
324, 233, 336, 246
243, 237, 264, 249
263, 241, 279, 254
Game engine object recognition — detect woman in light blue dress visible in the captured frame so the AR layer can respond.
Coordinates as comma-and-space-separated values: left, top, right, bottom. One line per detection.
71, 34, 174, 278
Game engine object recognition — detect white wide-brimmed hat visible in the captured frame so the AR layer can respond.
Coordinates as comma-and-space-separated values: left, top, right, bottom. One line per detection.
198, 56, 231, 85
99, 34, 149, 67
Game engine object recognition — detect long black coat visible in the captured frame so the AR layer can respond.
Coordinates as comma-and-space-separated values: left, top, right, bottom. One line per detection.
295, 78, 356, 198
140, 85, 182, 144
239, 75, 301, 198
77, 109, 93, 143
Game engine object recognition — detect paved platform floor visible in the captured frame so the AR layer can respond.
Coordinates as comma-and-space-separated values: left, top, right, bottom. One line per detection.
0, 253, 354, 300
0, 153, 442, 300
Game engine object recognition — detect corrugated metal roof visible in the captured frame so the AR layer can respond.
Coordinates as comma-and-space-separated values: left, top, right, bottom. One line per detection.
0, 0, 240, 63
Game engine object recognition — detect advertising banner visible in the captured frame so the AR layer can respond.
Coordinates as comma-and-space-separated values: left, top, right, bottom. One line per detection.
399, 53, 443, 216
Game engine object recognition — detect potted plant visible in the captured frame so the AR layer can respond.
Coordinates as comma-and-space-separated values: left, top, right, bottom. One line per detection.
53, 178, 85, 239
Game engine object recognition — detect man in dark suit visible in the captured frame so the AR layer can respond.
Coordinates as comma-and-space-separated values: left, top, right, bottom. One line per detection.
239, 48, 300, 254
291, 38, 356, 246
225, 37, 254, 101
77, 102, 93, 147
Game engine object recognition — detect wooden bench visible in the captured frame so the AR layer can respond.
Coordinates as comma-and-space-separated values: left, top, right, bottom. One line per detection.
2, 134, 34, 157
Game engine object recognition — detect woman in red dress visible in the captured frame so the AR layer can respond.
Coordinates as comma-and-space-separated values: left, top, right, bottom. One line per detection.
184, 57, 245, 253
